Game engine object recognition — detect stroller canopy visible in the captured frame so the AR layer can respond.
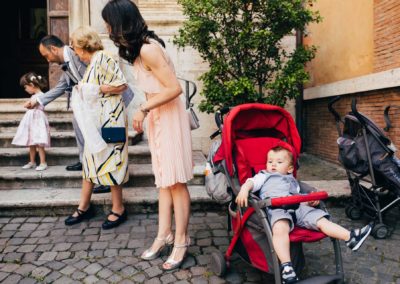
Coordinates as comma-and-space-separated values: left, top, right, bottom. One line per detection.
214, 103, 301, 176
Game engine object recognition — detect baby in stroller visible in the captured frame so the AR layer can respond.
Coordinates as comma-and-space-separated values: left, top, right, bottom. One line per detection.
236, 144, 372, 283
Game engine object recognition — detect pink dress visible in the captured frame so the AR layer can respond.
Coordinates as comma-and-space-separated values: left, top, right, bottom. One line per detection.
133, 41, 193, 188
12, 93, 51, 147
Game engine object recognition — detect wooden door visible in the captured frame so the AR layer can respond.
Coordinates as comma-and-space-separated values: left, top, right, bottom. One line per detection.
47, 0, 69, 88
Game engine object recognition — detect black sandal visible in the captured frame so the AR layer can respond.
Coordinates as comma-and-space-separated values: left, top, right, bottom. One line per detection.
64, 206, 95, 226
102, 210, 127, 230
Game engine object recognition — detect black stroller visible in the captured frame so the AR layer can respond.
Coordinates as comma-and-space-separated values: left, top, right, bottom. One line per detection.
328, 96, 400, 239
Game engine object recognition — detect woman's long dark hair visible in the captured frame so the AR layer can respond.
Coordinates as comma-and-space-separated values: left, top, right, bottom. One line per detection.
101, 0, 165, 63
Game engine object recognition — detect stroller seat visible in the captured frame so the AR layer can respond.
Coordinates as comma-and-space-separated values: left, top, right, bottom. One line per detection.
235, 137, 327, 243
209, 103, 343, 283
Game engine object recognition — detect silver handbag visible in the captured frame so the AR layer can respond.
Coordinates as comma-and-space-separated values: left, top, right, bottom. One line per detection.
188, 107, 200, 130
179, 77, 200, 131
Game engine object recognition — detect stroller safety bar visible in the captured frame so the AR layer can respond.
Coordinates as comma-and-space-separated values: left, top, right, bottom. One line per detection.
270, 191, 328, 207
257, 192, 329, 208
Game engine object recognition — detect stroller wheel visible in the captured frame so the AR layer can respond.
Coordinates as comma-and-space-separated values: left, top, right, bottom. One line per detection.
372, 224, 389, 239
345, 205, 363, 220
210, 251, 227, 276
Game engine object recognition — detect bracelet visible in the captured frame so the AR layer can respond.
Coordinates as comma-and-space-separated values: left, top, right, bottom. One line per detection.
140, 104, 150, 115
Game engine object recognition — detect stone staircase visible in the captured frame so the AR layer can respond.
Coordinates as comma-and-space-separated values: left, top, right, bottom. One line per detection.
0, 99, 210, 216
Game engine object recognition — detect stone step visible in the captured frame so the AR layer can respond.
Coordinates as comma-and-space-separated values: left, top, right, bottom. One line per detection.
0, 180, 352, 216
0, 185, 213, 216
0, 130, 138, 148
0, 144, 153, 166
0, 117, 74, 133
0, 151, 206, 190
0, 98, 72, 120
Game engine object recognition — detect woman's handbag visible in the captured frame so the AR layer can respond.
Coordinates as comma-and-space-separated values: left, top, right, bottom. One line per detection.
101, 127, 126, 143
188, 107, 200, 130
179, 78, 200, 131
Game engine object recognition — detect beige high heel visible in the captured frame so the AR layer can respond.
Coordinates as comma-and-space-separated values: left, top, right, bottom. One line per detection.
141, 233, 174, 260
162, 237, 190, 271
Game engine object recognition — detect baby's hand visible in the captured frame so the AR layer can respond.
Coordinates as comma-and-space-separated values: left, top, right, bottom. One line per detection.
235, 188, 250, 207
308, 200, 320, 207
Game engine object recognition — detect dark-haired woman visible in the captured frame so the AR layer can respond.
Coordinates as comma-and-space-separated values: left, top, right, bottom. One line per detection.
102, 0, 194, 271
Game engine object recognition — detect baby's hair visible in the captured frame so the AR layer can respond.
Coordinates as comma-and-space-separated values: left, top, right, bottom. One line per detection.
268, 146, 294, 166
19, 72, 48, 90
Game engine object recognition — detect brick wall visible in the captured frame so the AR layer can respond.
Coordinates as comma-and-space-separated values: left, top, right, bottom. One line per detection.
304, 89, 400, 163
374, 0, 400, 72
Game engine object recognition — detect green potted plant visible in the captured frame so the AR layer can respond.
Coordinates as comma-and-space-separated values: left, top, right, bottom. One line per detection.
174, 0, 320, 113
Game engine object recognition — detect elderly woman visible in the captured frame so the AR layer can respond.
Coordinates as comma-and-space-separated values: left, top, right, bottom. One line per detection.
64, 26, 129, 230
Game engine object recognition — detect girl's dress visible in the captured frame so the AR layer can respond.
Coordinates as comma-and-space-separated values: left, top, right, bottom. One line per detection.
133, 40, 193, 188
81, 50, 129, 186
12, 93, 50, 147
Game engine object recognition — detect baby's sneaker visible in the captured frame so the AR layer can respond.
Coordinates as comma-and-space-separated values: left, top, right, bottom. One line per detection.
281, 262, 298, 284
35, 163, 48, 171
346, 224, 372, 251
22, 162, 36, 169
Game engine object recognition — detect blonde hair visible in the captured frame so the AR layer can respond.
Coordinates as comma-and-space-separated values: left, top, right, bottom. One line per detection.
71, 26, 104, 52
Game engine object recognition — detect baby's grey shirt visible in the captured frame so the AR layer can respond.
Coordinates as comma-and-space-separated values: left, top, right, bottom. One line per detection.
247, 170, 300, 200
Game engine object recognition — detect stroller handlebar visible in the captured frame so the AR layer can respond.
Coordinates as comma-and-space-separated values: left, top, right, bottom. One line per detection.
351, 98, 367, 126
214, 106, 231, 131
328, 96, 342, 122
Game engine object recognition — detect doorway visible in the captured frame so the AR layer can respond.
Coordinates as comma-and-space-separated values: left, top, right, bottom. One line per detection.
1, 0, 48, 99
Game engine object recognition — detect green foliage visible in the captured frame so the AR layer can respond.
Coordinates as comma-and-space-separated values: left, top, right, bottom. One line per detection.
174, 0, 320, 113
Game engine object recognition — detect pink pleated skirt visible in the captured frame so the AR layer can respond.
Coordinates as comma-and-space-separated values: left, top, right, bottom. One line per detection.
147, 95, 193, 188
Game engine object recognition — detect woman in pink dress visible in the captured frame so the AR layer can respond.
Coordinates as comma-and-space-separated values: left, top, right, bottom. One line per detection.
12, 72, 50, 171
102, 0, 194, 270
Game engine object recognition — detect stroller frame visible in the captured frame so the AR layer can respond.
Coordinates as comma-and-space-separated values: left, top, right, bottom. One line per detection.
210, 104, 344, 284
328, 96, 400, 239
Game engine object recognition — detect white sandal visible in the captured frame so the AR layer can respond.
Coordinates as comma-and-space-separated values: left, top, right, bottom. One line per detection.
162, 237, 190, 271
141, 233, 174, 260
22, 162, 36, 169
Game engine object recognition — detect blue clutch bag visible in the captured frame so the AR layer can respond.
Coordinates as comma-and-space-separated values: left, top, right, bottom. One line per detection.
101, 127, 126, 143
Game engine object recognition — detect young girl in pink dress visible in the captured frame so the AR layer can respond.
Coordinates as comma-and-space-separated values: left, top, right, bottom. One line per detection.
12, 72, 50, 171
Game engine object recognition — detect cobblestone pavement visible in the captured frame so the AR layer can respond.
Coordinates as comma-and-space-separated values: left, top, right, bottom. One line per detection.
0, 207, 399, 284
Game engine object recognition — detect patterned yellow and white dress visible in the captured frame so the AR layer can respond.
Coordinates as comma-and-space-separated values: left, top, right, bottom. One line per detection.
81, 50, 129, 186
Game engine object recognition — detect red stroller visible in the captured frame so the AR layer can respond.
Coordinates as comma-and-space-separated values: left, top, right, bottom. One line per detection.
209, 103, 344, 284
